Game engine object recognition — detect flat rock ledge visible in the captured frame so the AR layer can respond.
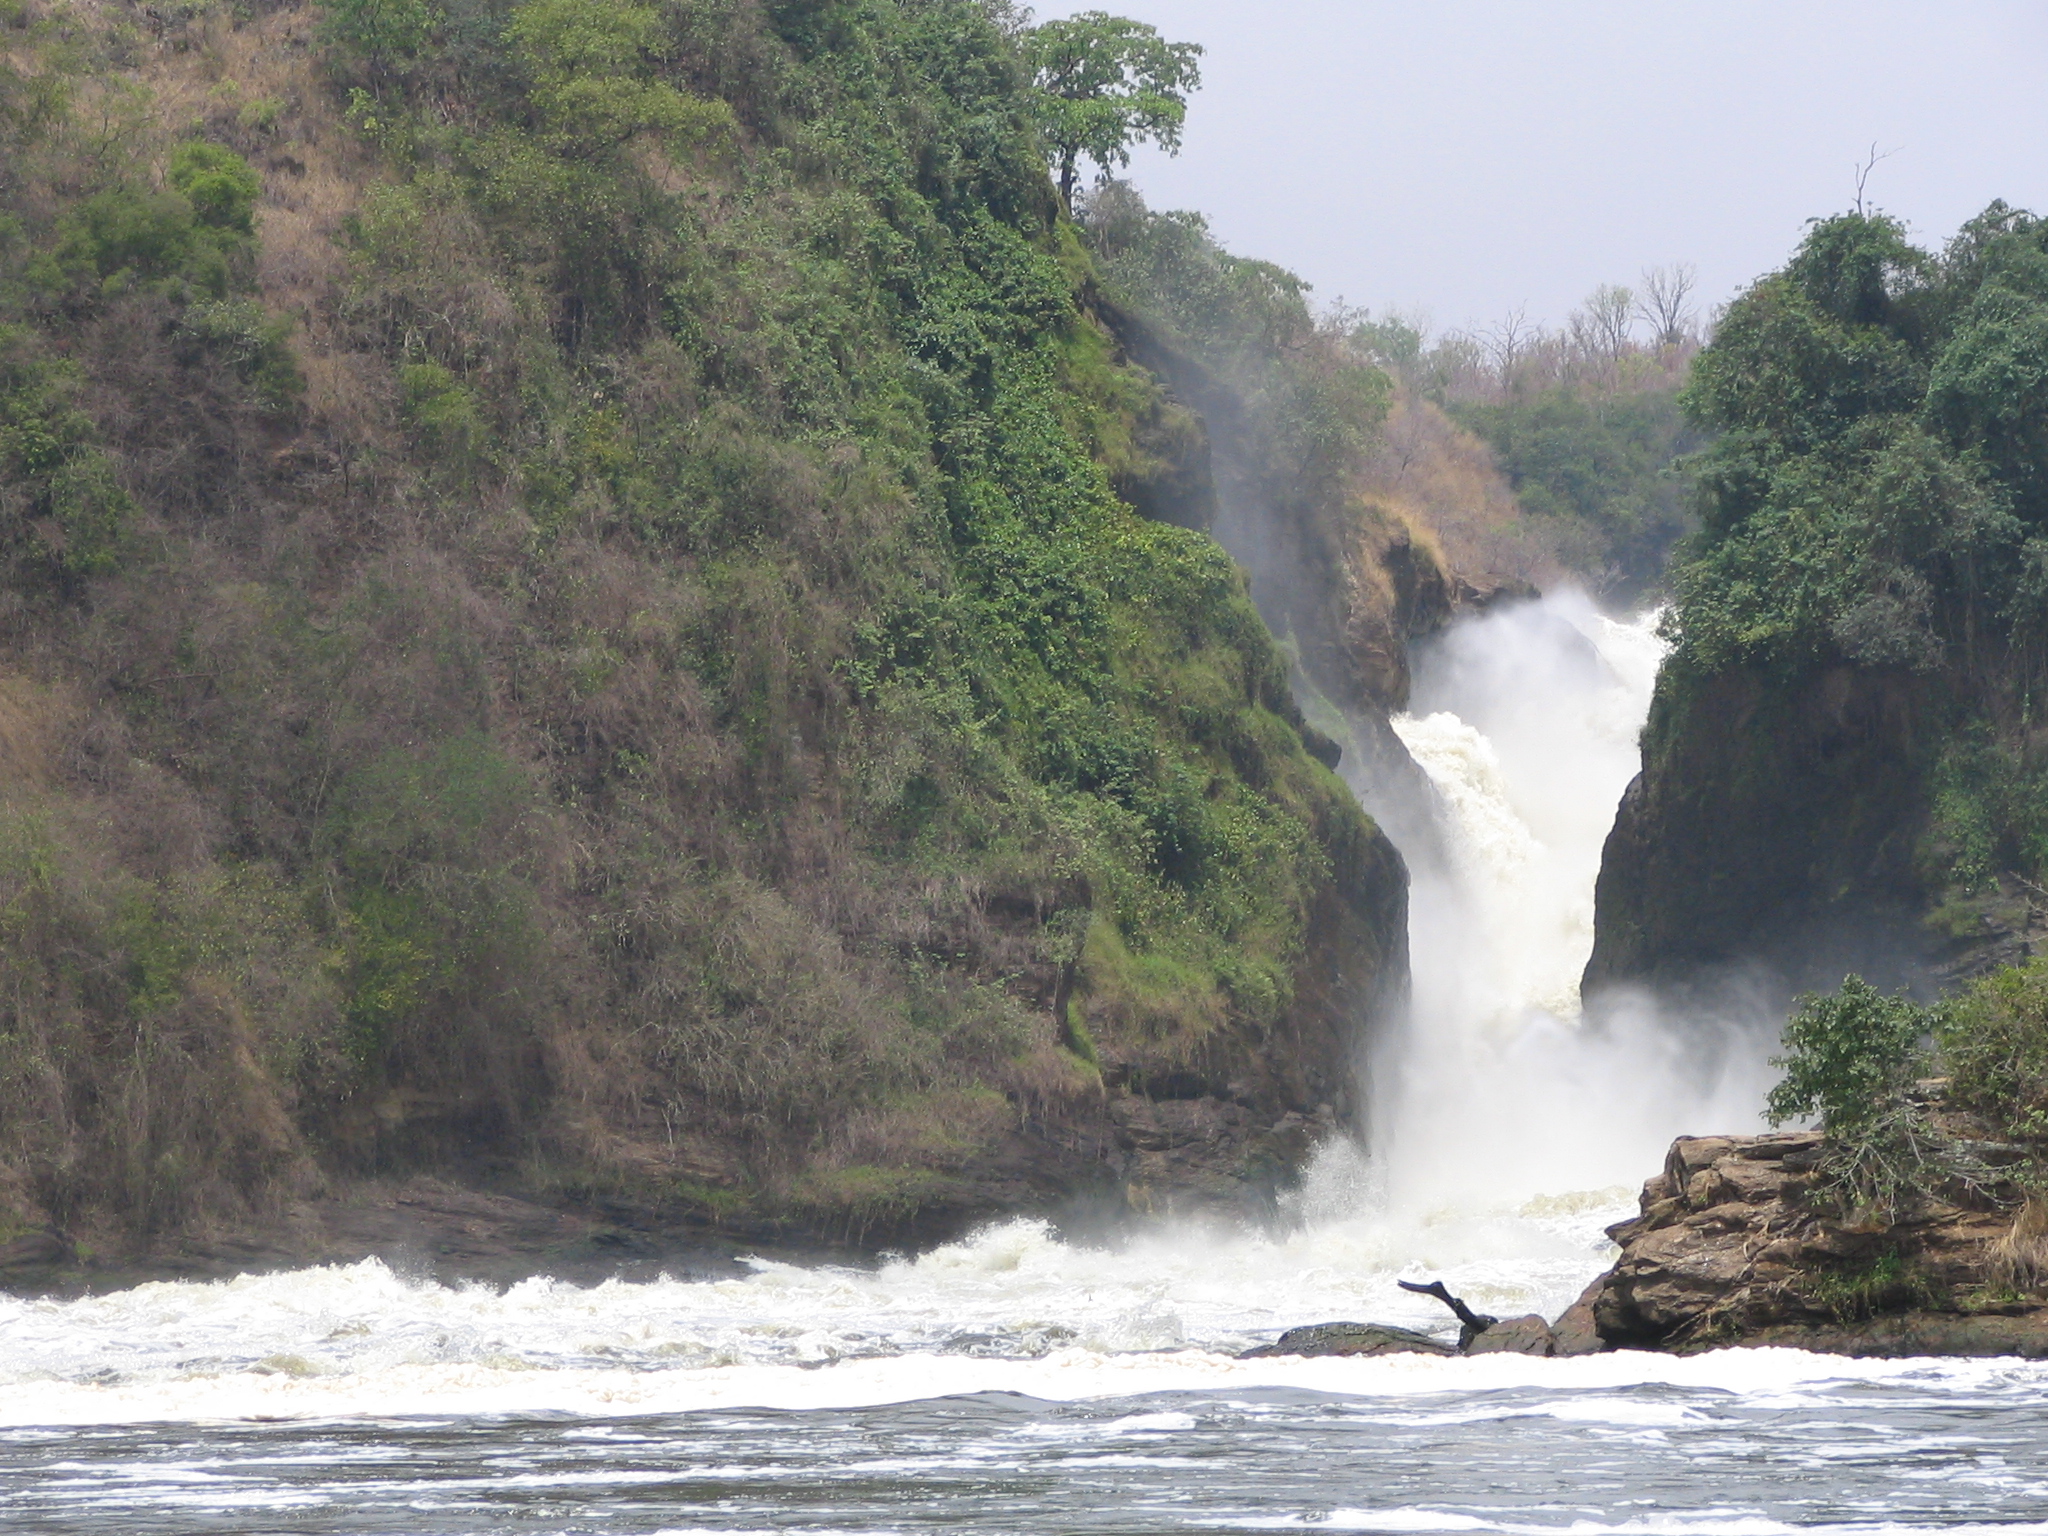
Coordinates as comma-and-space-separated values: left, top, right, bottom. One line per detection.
1240, 1291, 1608, 1360
1240, 1322, 1457, 1359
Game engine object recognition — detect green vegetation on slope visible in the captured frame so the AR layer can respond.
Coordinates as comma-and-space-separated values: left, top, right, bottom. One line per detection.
1664, 206, 2048, 891
1356, 276, 1707, 599
0, 0, 1393, 1243
1449, 385, 1701, 597
1588, 206, 2048, 990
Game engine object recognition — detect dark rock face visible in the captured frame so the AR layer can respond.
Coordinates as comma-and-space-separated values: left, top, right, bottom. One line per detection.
1106, 1101, 1341, 1223
1463, 1314, 1557, 1356
1550, 1278, 1607, 1356
1588, 1131, 2035, 1353
1584, 665, 1935, 996
1736, 1313, 2048, 1356
1240, 1321, 1456, 1359
0, 1230, 73, 1275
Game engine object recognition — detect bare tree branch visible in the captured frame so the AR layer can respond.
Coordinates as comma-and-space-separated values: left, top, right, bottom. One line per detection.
1854, 142, 1902, 216
1637, 264, 1698, 347
1568, 285, 1635, 376
1481, 305, 1532, 389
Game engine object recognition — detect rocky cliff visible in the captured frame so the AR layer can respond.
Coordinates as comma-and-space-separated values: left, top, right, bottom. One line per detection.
1586, 1131, 2048, 1357
1584, 207, 2048, 999
1586, 666, 1936, 996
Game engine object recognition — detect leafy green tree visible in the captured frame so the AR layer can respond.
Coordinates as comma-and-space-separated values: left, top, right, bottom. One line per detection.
34, 142, 262, 303
168, 142, 260, 235
1024, 12, 1201, 209
1766, 975, 2015, 1221
1939, 954, 2048, 1129
1766, 975, 1933, 1132
508, 0, 730, 152
320, 0, 439, 79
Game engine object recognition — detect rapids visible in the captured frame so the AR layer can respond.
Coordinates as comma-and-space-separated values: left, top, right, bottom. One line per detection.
8, 591, 2044, 1534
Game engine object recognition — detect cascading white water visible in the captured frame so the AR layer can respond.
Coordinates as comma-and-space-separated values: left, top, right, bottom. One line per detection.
1361, 589, 1774, 1217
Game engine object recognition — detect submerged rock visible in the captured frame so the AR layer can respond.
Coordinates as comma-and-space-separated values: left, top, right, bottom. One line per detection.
1239, 1321, 1456, 1358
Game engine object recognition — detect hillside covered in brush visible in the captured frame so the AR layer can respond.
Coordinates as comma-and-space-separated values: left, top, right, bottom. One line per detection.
0, 0, 1541, 1267
1588, 207, 2048, 996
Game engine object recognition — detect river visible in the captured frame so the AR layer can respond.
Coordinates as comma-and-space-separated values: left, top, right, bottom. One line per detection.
7, 593, 2043, 1534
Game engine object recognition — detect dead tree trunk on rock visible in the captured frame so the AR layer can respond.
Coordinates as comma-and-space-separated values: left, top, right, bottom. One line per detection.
1399, 1278, 1498, 1349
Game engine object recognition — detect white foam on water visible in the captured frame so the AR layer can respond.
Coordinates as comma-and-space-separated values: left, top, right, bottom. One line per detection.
7, 1200, 2048, 1427
0, 1198, 1628, 1411
8, 1325, 2048, 1426
1218, 1518, 2048, 1536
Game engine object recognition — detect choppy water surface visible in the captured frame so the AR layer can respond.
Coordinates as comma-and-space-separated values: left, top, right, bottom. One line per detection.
7, 1306, 2048, 1535
8, 594, 2011, 1533
4, 1178, 2040, 1534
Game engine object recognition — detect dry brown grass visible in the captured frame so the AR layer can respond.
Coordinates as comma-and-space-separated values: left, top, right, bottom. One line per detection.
85, 0, 384, 449
0, 791, 345, 1233
1361, 392, 1567, 591
0, 672, 74, 788
1988, 1195, 2048, 1292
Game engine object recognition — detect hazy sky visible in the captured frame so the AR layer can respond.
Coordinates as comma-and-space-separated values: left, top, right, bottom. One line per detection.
1029, 1, 2048, 337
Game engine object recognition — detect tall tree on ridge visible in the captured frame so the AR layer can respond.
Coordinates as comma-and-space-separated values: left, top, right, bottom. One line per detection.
1024, 11, 1202, 210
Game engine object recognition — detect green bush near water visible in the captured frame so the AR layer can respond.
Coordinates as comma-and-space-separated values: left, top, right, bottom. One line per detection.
1770, 960, 2048, 1140
1939, 957, 2048, 1133
1767, 976, 1932, 1134
1766, 961, 2048, 1221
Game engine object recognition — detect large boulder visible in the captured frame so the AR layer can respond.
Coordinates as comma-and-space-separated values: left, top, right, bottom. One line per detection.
1464, 1314, 1556, 1355
1550, 1277, 1607, 1356
1585, 1130, 2033, 1352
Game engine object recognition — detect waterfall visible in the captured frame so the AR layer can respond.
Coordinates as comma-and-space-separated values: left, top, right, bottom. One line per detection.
1346, 589, 1772, 1218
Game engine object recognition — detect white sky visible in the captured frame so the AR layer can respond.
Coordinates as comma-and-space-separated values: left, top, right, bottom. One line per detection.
1028, 1, 2048, 337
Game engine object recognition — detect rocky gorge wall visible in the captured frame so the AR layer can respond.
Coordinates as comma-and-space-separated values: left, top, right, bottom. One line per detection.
1585, 665, 1938, 997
